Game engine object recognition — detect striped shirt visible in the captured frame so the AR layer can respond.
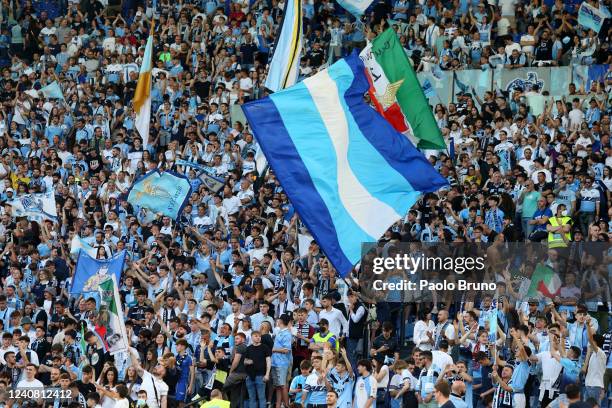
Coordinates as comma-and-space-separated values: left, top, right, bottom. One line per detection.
327, 367, 354, 407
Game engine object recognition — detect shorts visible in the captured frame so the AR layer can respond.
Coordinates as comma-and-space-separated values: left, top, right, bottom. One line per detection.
271, 366, 289, 387
175, 380, 188, 402
513, 393, 526, 408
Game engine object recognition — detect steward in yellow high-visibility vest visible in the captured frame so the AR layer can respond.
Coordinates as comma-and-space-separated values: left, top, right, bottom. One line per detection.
546, 204, 572, 248
308, 319, 339, 351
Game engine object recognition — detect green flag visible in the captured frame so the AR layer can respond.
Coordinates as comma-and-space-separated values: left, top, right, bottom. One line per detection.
368, 28, 446, 150
79, 325, 87, 356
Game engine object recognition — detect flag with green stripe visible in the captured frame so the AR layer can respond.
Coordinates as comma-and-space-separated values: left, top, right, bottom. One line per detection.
368, 28, 446, 150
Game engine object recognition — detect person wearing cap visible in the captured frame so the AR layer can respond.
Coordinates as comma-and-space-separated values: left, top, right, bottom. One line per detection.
3, 187, 14, 201
19, 317, 35, 342
309, 318, 338, 353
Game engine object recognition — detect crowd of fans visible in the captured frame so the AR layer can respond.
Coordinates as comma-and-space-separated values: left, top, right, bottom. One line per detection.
0, 0, 609, 407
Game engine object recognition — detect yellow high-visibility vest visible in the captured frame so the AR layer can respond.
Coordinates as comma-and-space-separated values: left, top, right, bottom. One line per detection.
311, 331, 338, 351
548, 216, 571, 248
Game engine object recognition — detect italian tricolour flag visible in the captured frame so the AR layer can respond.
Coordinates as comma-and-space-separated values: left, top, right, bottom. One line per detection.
527, 264, 562, 298
359, 28, 446, 150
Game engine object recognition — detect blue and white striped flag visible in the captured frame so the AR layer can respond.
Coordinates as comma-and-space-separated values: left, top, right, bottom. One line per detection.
243, 53, 448, 276
264, 0, 303, 92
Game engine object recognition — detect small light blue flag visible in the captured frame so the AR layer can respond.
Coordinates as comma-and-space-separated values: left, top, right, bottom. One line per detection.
453, 71, 468, 94
127, 170, 192, 220
336, 0, 374, 16
578, 2, 607, 33
71, 250, 126, 295
70, 235, 98, 259
198, 172, 226, 194
422, 79, 436, 98
40, 81, 65, 100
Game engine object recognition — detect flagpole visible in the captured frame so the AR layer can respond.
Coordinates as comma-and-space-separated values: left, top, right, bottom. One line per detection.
294, 216, 300, 256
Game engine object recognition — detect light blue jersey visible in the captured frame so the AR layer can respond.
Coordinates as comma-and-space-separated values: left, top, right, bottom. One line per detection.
327, 368, 354, 407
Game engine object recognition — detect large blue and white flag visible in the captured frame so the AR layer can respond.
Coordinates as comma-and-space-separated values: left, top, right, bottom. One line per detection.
578, 2, 608, 33
243, 53, 448, 276
71, 250, 126, 295
8, 191, 57, 222
336, 0, 374, 16
264, 0, 303, 92
127, 170, 192, 220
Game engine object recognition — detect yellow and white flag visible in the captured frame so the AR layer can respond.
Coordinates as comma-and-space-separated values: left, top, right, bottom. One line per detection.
133, 27, 154, 146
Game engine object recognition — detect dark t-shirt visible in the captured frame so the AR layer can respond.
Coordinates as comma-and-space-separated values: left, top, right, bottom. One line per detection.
535, 39, 552, 61
233, 343, 248, 374
244, 343, 271, 378
569, 402, 591, 408
478, 364, 493, 395
76, 380, 96, 398
261, 333, 274, 351
372, 334, 398, 361
440, 400, 456, 408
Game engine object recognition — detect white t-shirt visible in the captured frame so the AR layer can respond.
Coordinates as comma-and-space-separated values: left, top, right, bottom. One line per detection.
224, 312, 245, 330
519, 158, 535, 175
497, 18, 511, 36
140, 371, 169, 408
114, 399, 130, 408
0, 346, 17, 365
432, 350, 454, 374
16, 378, 44, 388
521, 34, 535, 54
128, 151, 143, 172
377, 365, 390, 390
585, 348, 606, 387
239, 77, 254, 92
535, 351, 562, 396
498, 0, 517, 16
318, 307, 348, 337
531, 168, 552, 183
505, 42, 521, 56
222, 196, 241, 215
568, 108, 585, 130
